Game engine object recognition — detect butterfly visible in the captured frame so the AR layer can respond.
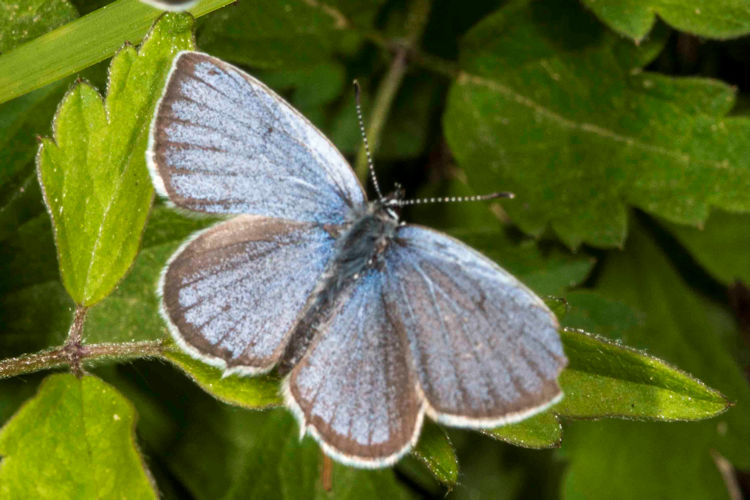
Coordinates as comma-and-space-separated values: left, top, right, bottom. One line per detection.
139, 0, 198, 12
146, 51, 567, 468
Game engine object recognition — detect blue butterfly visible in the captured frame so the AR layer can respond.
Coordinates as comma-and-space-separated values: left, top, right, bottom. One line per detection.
147, 51, 566, 468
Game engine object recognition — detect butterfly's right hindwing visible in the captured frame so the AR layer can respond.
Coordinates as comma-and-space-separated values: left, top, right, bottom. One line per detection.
147, 51, 365, 224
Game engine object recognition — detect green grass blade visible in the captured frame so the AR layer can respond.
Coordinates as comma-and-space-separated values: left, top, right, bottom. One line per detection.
0, 0, 233, 105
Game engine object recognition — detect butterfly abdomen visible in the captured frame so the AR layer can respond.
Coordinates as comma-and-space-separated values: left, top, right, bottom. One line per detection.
277, 206, 398, 373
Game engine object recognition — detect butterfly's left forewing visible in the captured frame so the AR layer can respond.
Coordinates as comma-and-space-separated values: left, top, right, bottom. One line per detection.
383, 225, 567, 427
147, 51, 365, 225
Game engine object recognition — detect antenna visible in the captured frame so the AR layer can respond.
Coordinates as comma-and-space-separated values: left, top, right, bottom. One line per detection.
353, 80, 384, 200
391, 191, 515, 207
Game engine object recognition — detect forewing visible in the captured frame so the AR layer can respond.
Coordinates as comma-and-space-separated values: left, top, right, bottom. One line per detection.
384, 225, 566, 427
147, 51, 365, 224
161, 215, 336, 373
285, 271, 423, 467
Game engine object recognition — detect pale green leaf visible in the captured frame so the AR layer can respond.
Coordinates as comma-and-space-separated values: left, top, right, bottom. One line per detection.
556, 328, 729, 420
581, 0, 750, 41
445, 0, 750, 247
0, 373, 156, 499
0, 0, 77, 53
37, 13, 195, 306
484, 411, 562, 449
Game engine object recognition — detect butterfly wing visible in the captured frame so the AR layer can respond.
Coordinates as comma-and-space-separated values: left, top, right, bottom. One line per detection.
383, 225, 566, 426
161, 215, 337, 374
285, 270, 423, 467
147, 51, 365, 224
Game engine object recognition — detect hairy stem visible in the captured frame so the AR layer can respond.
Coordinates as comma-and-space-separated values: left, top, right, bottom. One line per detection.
354, 0, 433, 183
0, 340, 166, 379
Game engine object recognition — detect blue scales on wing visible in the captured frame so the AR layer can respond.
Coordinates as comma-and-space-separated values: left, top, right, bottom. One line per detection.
286, 270, 423, 467
161, 216, 337, 374
383, 225, 567, 426
147, 51, 365, 225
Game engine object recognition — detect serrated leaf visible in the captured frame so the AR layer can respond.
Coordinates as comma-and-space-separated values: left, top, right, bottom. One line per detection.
36, 13, 195, 306
163, 347, 283, 409
484, 411, 562, 449
445, 0, 750, 248
596, 223, 750, 468
0, 0, 77, 53
556, 328, 729, 420
199, 0, 382, 69
661, 210, 750, 286
0, 373, 156, 499
581, 0, 750, 41
410, 420, 458, 486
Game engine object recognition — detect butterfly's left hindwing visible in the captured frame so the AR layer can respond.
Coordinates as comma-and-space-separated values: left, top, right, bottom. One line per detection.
383, 225, 567, 426
147, 51, 365, 224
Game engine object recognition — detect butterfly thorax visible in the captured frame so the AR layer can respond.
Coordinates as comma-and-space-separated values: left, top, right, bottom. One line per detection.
277, 201, 399, 374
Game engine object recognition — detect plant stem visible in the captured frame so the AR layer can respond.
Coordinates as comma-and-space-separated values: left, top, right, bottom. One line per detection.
354, 0, 433, 183
0, 340, 166, 379
64, 306, 88, 377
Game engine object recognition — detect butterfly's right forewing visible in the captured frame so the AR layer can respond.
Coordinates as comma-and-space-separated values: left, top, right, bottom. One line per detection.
147, 51, 365, 225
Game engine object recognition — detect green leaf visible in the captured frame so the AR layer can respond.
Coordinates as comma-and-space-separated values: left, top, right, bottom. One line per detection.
580, 0, 750, 41
0, 0, 77, 53
166, 407, 414, 499
661, 210, 750, 286
0, 0, 235, 104
556, 328, 729, 420
484, 411, 562, 449
445, 0, 750, 248
0, 373, 156, 499
410, 420, 459, 486
163, 347, 283, 409
0, 0, 80, 238
561, 420, 730, 500
83, 206, 217, 343
198, 0, 382, 69
0, 214, 72, 356
561, 290, 642, 341
596, 223, 750, 468
37, 13, 195, 306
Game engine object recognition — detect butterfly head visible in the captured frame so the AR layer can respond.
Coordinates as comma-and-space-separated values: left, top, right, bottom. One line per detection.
377, 184, 406, 221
